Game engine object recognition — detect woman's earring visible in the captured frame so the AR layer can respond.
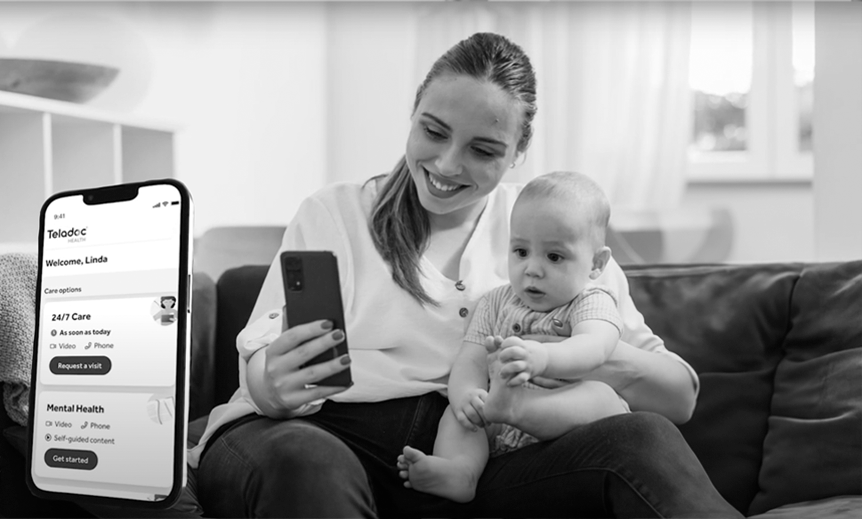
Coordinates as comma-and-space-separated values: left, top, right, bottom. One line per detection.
510, 163, 516, 169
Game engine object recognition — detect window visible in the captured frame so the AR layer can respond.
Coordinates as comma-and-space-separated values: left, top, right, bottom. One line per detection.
688, 2, 814, 182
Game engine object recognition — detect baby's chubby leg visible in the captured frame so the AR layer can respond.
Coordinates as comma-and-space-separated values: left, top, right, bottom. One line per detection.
485, 374, 628, 441
396, 405, 489, 503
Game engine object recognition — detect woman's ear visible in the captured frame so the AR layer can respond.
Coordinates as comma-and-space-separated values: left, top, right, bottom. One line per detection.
510, 151, 526, 169
589, 246, 612, 280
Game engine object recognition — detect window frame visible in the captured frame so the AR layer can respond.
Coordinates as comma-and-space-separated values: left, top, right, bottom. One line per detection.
687, 2, 813, 183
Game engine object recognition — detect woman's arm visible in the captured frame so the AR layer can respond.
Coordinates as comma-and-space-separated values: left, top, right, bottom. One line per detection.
521, 330, 697, 424
586, 257, 698, 424
581, 341, 696, 424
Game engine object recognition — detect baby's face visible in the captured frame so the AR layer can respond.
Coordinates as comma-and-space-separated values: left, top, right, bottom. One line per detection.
508, 197, 598, 312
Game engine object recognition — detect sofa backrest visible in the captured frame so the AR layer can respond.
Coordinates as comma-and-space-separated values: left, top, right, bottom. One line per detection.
626, 261, 862, 515
211, 261, 862, 515
626, 263, 802, 513
747, 261, 862, 515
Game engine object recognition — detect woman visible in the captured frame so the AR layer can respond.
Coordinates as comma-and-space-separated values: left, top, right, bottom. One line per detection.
192, 32, 741, 518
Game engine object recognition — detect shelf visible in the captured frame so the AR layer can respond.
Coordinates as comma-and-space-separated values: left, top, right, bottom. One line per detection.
0, 90, 176, 132
0, 91, 177, 250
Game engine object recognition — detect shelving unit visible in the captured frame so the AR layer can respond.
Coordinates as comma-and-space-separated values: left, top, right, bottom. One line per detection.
0, 90, 176, 253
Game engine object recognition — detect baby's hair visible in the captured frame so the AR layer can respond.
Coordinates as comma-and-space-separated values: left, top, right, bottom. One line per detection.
517, 171, 610, 247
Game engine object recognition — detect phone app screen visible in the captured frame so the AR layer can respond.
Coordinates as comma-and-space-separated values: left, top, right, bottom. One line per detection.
31, 184, 186, 502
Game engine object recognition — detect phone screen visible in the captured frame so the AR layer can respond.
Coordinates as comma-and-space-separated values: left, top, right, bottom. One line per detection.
28, 182, 191, 504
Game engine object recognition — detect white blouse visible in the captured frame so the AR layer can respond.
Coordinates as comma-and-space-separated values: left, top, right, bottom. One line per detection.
188, 179, 698, 468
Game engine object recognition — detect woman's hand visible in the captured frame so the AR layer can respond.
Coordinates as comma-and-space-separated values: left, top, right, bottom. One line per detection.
247, 319, 351, 419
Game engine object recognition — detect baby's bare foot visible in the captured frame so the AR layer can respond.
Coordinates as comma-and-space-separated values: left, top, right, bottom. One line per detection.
483, 369, 525, 426
397, 446, 477, 503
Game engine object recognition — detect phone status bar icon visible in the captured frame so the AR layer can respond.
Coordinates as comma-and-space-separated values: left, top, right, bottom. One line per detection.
152, 201, 179, 209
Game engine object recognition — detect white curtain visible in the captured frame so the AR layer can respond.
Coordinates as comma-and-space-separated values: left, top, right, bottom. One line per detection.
413, 1, 693, 211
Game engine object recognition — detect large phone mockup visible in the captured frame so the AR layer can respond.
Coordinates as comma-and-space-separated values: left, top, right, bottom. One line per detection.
27, 180, 193, 508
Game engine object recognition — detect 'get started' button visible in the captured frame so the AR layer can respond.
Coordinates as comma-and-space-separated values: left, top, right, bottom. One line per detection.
49, 356, 111, 375
45, 448, 98, 470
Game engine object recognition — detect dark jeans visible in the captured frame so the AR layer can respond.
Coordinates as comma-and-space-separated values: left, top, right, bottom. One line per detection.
197, 393, 741, 518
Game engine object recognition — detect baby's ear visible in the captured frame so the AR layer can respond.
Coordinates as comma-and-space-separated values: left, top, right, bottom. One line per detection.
589, 247, 612, 280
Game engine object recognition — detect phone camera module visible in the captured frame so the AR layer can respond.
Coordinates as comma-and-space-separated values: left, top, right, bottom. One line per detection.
285, 257, 302, 270
286, 271, 303, 291
285, 257, 303, 291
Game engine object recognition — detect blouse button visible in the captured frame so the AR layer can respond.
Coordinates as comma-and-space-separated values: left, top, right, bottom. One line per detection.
268, 312, 280, 319
512, 323, 522, 333
459, 308, 469, 318
455, 280, 465, 291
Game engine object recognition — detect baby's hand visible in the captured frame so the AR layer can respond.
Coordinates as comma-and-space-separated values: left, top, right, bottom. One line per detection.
484, 335, 505, 375
483, 335, 504, 357
451, 387, 488, 431
498, 337, 549, 387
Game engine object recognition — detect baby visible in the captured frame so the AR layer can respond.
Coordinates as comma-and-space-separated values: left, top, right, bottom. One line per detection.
397, 171, 629, 502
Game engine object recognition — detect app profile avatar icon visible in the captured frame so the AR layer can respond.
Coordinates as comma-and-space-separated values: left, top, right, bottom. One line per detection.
151, 295, 177, 325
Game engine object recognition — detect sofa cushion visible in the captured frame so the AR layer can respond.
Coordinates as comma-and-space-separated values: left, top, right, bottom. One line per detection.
748, 495, 862, 519
625, 264, 800, 514
749, 261, 862, 515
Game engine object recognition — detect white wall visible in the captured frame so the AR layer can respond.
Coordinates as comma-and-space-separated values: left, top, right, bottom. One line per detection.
325, 2, 417, 184
131, 2, 330, 235
813, 1, 862, 261
680, 182, 815, 263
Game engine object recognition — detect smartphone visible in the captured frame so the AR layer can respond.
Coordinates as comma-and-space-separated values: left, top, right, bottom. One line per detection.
27, 180, 193, 508
280, 251, 352, 387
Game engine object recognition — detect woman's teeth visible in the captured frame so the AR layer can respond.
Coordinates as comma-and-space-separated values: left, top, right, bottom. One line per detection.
428, 173, 461, 192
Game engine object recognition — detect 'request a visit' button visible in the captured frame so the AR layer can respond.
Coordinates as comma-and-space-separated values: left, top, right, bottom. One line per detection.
49, 356, 112, 375
45, 448, 98, 470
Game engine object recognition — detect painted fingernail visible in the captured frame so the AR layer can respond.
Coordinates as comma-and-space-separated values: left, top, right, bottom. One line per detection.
321, 320, 334, 330
332, 330, 344, 341
340, 355, 351, 365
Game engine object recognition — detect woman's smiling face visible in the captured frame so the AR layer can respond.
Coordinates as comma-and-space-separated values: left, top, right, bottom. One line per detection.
405, 74, 523, 220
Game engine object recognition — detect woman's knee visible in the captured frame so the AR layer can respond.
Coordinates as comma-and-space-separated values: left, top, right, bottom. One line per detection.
613, 412, 682, 448
589, 411, 704, 477
201, 418, 374, 517
251, 419, 367, 487
552, 411, 686, 467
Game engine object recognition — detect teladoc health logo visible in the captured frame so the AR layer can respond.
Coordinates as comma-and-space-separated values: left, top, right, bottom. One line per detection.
46, 227, 88, 243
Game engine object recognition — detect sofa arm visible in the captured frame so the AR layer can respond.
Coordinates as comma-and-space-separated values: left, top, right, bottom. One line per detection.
213, 265, 269, 407
190, 271, 217, 420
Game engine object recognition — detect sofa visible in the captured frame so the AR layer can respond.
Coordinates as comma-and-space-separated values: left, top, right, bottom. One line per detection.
1, 256, 860, 517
